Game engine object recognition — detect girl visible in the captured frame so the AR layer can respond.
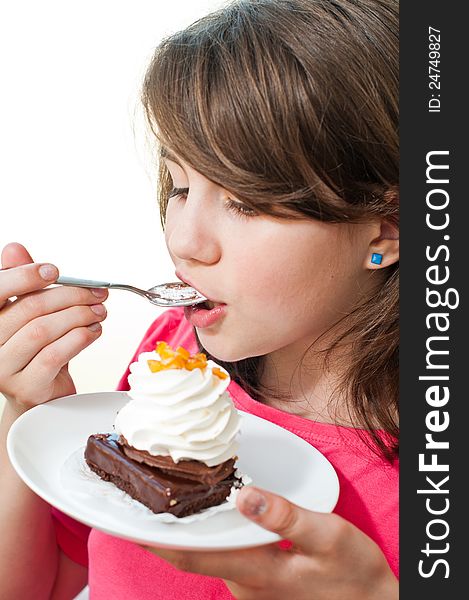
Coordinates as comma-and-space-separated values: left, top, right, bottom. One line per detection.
0, 0, 399, 598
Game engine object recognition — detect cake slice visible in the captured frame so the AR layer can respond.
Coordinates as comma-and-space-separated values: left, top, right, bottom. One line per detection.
84, 342, 242, 517
85, 433, 239, 518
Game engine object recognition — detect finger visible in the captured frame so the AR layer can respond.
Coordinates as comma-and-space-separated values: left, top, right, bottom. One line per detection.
0, 304, 107, 375
1, 243, 35, 310
143, 544, 281, 586
0, 262, 59, 308
18, 324, 103, 395
236, 486, 337, 554
0, 285, 108, 345
1, 242, 34, 269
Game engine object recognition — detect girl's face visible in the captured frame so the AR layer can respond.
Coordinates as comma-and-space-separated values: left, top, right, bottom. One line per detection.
164, 153, 380, 362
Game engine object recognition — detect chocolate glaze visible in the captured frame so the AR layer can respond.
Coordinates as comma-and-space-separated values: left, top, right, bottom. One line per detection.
118, 435, 236, 485
84, 433, 240, 518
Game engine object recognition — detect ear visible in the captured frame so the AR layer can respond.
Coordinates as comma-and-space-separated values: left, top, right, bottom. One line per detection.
365, 219, 399, 270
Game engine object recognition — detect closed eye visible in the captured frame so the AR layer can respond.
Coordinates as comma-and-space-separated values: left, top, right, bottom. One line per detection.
225, 198, 258, 217
168, 187, 257, 218
168, 187, 189, 199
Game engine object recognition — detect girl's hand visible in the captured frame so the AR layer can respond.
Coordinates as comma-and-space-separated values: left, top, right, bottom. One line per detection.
144, 486, 398, 600
0, 242, 108, 415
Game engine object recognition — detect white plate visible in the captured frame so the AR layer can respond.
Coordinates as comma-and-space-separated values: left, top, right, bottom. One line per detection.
7, 391, 339, 550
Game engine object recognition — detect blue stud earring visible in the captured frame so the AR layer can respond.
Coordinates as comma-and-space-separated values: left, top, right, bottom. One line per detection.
371, 253, 383, 265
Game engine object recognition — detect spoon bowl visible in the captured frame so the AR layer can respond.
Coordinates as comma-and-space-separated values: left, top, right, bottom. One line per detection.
55, 276, 207, 307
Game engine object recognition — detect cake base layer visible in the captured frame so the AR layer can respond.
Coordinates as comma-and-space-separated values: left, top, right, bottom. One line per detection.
118, 435, 236, 485
84, 433, 238, 517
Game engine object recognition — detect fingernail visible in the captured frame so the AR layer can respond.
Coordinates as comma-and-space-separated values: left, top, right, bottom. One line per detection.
90, 304, 106, 316
39, 264, 59, 281
91, 288, 107, 298
88, 322, 102, 332
242, 490, 267, 516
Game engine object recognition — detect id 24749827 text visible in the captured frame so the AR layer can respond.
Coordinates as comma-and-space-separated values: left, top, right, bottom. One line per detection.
428, 26, 441, 113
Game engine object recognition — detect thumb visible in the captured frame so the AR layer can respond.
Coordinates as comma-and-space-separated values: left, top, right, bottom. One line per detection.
1, 242, 34, 269
237, 486, 332, 554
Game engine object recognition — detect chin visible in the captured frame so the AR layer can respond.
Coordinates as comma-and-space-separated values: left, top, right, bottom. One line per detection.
197, 330, 266, 363
200, 340, 246, 363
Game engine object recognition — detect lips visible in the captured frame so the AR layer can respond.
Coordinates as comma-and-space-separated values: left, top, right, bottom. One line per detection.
183, 303, 226, 328
175, 273, 227, 328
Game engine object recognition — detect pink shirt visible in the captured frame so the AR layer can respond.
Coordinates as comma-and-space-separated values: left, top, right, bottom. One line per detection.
52, 308, 398, 598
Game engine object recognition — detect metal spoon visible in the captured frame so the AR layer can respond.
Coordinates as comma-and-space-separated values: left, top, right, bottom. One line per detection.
55, 276, 207, 307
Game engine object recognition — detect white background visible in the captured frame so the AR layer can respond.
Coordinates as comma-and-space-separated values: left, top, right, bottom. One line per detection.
0, 0, 226, 405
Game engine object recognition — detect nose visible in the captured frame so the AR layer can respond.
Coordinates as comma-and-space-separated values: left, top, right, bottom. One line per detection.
165, 187, 221, 265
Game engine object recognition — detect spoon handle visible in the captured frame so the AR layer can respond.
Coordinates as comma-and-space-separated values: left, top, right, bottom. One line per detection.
56, 276, 149, 299
56, 276, 112, 288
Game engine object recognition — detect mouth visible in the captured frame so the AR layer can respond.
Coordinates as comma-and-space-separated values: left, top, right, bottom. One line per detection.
175, 272, 225, 309
196, 299, 224, 310
183, 300, 226, 328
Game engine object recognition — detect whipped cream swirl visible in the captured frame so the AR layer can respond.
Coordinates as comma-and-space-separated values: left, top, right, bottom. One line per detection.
114, 351, 240, 466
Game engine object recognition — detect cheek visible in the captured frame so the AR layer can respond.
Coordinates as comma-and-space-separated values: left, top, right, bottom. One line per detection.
222, 226, 359, 339
231, 232, 334, 310
192, 220, 367, 361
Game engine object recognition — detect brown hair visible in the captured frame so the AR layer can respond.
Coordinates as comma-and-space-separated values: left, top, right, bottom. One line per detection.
142, 0, 399, 461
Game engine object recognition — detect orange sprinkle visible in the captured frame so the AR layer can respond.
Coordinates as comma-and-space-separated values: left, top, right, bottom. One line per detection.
156, 341, 168, 353
147, 342, 214, 374
164, 355, 186, 369
156, 341, 175, 360
212, 367, 228, 380
185, 358, 205, 371
176, 346, 190, 360
147, 359, 163, 373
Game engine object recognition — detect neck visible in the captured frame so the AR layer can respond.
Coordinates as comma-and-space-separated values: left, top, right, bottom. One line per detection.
259, 336, 353, 425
